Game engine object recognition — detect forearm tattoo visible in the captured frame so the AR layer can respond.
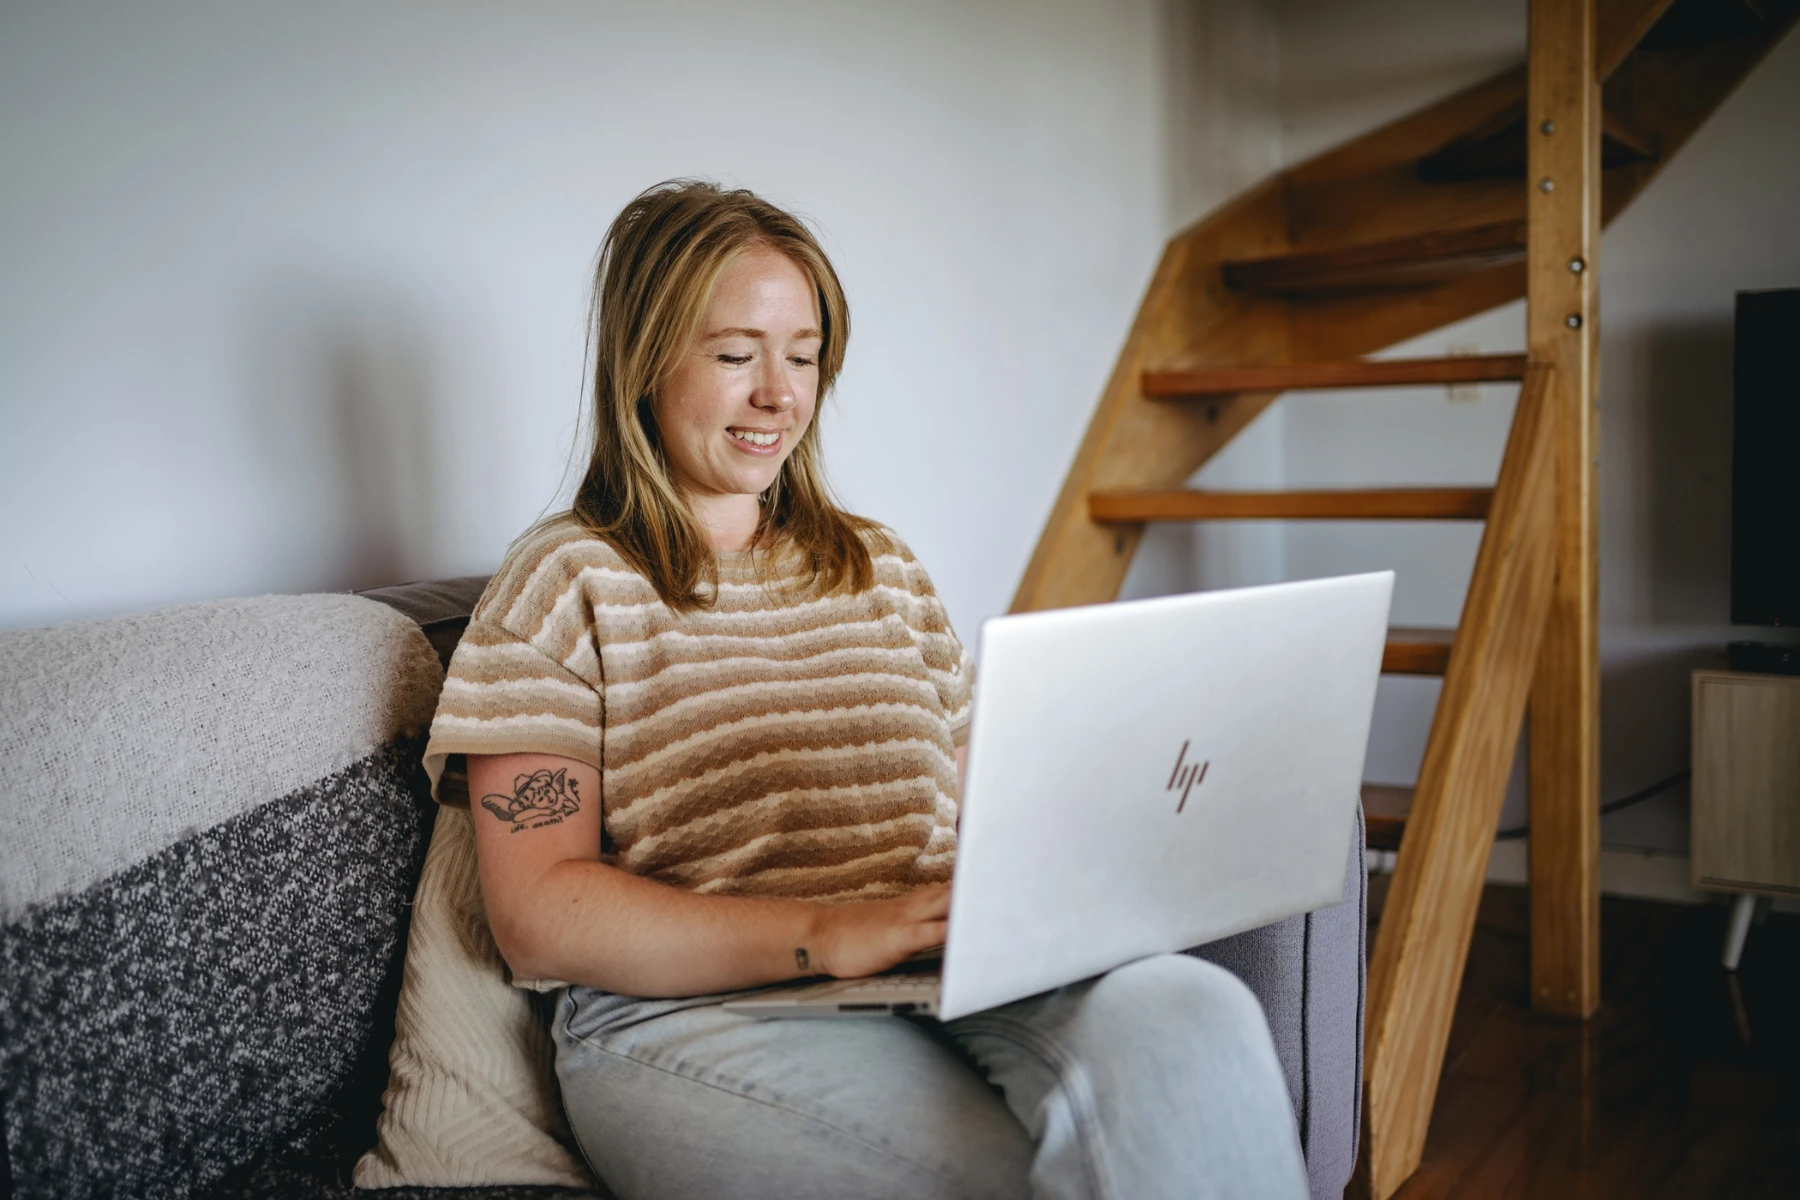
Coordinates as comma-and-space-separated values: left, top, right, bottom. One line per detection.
480, 768, 582, 833
795, 947, 812, 973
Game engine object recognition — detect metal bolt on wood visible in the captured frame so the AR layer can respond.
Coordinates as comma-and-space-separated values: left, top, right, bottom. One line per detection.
1565, 313, 1583, 329
1540, 119, 1555, 134
1539, 178, 1555, 192
1569, 257, 1585, 273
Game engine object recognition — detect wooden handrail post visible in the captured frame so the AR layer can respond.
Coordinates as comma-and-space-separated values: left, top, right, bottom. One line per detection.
1526, 0, 1603, 1018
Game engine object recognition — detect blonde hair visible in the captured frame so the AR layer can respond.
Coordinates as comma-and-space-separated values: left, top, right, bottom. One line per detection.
558, 179, 880, 610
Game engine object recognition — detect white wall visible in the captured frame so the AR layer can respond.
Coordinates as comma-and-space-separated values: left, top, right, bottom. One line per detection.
0, 0, 1203, 642
1589, 36, 1800, 849
9, 1, 1795, 858
1274, 0, 1524, 165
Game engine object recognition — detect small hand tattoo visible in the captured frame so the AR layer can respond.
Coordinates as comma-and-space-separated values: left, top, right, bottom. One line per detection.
481, 768, 582, 833
795, 947, 811, 972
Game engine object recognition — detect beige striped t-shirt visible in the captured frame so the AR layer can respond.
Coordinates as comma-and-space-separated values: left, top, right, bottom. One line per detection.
423, 515, 972, 903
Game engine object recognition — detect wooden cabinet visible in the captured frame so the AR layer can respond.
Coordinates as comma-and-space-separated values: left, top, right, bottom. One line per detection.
1691, 669, 1800, 897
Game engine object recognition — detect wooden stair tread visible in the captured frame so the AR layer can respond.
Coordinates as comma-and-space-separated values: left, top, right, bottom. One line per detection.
1384, 627, 1457, 676
1143, 354, 1528, 398
1222, 220, 1526, 297
1362, 784, 1414, 851
1088, 487, 1493, 522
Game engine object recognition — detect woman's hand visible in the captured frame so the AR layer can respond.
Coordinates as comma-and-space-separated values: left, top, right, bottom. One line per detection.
807, 884, 950, 979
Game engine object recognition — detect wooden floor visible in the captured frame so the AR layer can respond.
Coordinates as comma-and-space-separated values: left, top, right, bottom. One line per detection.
1368, 879, 1800, 1199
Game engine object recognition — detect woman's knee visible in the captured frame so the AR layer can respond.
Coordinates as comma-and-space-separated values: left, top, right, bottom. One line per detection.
1085, 953, 1268, 1035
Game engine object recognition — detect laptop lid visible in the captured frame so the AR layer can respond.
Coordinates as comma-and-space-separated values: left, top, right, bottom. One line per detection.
938, 571, 1393, 1020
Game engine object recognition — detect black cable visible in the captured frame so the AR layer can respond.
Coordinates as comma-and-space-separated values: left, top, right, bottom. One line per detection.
1490, 768, 1692, 841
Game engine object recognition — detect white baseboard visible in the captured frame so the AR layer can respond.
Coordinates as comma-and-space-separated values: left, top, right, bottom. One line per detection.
1485, 840, 1705, 903
1367, 841, 1800, 913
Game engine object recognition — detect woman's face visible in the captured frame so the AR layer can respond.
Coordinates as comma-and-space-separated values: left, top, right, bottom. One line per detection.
654, 245, 822, 515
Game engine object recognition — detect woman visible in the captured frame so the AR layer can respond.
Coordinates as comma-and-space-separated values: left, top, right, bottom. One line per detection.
423, 180, 1308, 1200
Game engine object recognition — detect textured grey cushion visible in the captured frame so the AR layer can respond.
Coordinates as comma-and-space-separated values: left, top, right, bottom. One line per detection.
0, 595, 446, 1200
1189, 803, 1365, 1200
1, 744, 435, 1198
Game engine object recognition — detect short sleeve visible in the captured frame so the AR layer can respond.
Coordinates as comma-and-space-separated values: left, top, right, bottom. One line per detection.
880, 533, 975, 750
941, 638, 975, 750
421, 616, 603, 806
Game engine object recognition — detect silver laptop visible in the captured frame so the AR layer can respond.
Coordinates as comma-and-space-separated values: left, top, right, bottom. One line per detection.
724, 571, 1393, 1023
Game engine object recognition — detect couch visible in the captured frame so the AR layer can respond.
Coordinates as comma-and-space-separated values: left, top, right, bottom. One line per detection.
0, 578, 1365, 1199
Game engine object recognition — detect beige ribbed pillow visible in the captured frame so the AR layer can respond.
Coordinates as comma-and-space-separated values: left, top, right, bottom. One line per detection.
354, 804, 597, 1189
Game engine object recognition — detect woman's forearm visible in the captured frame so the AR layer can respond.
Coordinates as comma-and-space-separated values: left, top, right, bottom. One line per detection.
492, 858, 824, 997
466, 753, 948, 997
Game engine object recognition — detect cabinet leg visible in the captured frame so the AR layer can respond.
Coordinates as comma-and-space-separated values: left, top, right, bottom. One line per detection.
1722, 893, 1756, 971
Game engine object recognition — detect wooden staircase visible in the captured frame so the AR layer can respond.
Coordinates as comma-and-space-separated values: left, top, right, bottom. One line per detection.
1008, 1, 1797, 1196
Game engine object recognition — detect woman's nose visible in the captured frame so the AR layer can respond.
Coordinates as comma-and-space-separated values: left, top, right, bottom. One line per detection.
753, 359, 796, 411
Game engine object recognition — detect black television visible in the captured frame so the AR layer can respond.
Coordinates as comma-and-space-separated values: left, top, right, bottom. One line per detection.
1729, 287, 1800, 673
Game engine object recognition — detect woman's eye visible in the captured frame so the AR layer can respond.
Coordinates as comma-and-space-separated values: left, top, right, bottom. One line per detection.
718, 354, 752, 365
790, 356, 817, 368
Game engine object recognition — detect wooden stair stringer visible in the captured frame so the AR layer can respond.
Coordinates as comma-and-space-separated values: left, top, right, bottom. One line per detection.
1280, 0, 1770, 252
1601, 0, 1800, 226
1597, 0, 1680, 81
1266, 0, 1795, 356
1358, 365, 1561, 1199
1009, 182, 1297, 613
1275, 0, 1683, 211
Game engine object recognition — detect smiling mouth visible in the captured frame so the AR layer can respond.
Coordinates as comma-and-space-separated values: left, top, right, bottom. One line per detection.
730, 429, 781, 447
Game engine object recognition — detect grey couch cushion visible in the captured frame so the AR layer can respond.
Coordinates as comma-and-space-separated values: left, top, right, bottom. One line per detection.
1188, 802, 1365, 1200
357, 576, 492, 670
2, 744, 435, 1198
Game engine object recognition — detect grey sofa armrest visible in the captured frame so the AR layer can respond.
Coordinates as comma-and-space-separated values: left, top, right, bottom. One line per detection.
1187, 803, 1366, 1200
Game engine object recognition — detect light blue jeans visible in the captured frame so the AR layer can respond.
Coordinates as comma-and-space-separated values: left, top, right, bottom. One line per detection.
552, 953, 1309, 1200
